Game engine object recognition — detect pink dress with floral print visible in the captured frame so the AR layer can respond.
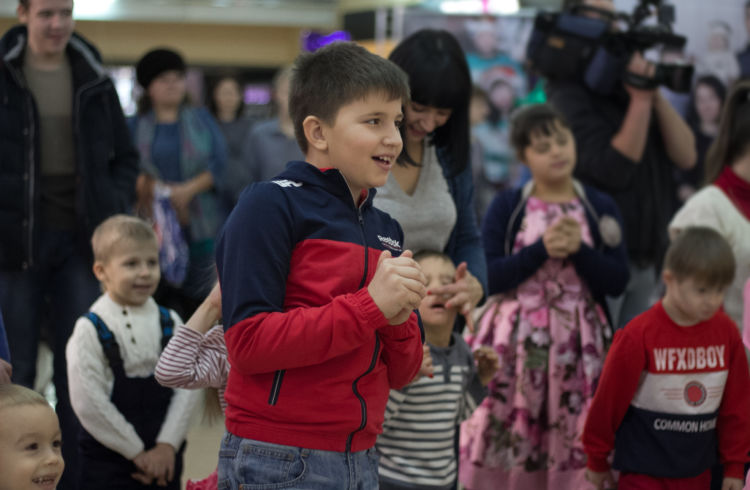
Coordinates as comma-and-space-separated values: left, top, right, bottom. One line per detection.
459, 197, 611, 490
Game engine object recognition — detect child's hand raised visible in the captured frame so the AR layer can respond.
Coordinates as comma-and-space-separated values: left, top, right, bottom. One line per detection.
430, 262, 483, 333
411, 344, 434, 383
186, 282, 223, 334
206, 281, 222, 313
473, 346, 499, 386
368, 250, 427, 325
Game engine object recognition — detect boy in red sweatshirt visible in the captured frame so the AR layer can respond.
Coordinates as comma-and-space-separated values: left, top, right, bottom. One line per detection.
583, 227, 750, 490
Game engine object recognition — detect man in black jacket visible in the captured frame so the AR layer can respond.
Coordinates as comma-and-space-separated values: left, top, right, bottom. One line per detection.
548, 0, 696, 330
0, 1, 138, 487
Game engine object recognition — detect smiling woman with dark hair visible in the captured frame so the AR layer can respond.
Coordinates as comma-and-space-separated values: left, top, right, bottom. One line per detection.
375, 29, 487, 330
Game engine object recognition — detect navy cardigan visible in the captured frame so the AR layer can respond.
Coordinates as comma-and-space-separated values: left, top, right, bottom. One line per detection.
482, 182, 630, 311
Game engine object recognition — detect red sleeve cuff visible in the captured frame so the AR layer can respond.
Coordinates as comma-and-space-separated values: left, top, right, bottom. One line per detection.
586, 455, 611, 473
353, 288, 389, 329
723, 463, 745, 480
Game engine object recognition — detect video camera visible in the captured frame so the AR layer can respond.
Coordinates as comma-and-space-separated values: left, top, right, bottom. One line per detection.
526, 0, 694, 95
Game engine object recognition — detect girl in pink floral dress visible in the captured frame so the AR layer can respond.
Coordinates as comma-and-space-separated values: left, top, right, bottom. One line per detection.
459, 104, 629, 490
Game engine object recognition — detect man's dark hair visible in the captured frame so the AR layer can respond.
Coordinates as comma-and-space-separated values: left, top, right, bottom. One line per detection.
509, 103, 571, 155
665, 227, 735, 288
289, 42, 410, 154
18, 0, 29, 8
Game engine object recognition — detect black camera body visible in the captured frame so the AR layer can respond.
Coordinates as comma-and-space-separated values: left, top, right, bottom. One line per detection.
526, 0, 694, 95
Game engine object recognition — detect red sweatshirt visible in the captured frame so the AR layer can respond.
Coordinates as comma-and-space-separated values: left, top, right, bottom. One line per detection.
583, 302, 750, 479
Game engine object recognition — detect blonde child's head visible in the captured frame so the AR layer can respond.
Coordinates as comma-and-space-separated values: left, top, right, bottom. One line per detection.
0, 384, 64, 490
415, 251, 459, 336
91, 215, 160, 307
510, 104, 576, 188
662, 227, 735, 325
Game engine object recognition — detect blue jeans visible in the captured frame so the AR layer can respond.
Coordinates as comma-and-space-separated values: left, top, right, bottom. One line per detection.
0, 228, 100, 490
217, 433, 379, 490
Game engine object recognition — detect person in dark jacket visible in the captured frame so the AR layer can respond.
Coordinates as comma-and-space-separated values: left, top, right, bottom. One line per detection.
0, 1, 139, 488
548, 0, 696, 329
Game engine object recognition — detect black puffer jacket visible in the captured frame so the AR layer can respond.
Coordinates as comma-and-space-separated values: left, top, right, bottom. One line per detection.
0, 26, 138, 270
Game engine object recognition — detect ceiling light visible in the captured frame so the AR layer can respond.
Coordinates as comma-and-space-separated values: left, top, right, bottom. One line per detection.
439, 0, 519, 15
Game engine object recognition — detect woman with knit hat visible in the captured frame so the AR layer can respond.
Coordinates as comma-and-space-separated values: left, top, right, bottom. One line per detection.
129, 48, 227, 320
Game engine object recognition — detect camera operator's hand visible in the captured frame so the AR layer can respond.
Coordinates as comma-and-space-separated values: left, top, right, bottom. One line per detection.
624, 52, 656, 100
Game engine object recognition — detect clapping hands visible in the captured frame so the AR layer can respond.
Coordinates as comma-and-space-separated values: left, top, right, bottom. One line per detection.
543, 216, 582, 259
368, 250, 427, 325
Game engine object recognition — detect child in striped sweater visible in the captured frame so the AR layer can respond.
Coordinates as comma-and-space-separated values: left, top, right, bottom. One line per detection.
155, 282, 227, 490
376, 251, 498, 490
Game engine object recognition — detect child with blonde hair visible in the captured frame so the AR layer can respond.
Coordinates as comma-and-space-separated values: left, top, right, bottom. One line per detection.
0, 384, 65, 490
66, 215, 199, 490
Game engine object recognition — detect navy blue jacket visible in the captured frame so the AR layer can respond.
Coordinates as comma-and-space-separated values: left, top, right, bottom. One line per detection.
482, 181, 629, 310
0, 26, 138, 269
437, 148, 488, 297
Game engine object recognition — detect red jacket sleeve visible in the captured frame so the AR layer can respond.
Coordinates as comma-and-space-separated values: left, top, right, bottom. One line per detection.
378, 312, 423, 390
583, 327, 646, 472
225, 288, 391, 375
717, 329, 750, 479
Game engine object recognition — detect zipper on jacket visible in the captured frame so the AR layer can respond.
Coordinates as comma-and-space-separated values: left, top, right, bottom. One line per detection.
268, 369, 285, 405
345, 335, 380, 452
356, 206, 369, 289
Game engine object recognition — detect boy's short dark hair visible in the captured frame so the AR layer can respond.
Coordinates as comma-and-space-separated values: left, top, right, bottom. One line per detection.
509, 103, 570, 155
18, 0, 29, 8
665, 227, 735, 288
289, 41, 410, 153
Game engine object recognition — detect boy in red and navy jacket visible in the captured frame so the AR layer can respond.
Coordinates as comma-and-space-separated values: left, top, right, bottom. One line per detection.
583, 227, 750, 490
215, 42, 425, 489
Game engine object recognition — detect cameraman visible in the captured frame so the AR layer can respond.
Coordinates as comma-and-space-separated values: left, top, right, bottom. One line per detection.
548, 0, 696, 329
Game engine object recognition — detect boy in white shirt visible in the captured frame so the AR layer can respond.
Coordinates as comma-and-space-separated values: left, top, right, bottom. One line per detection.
66, 215, 198, 489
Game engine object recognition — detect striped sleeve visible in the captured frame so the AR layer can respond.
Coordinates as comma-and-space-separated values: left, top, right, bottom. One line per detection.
155, 325, 229, 392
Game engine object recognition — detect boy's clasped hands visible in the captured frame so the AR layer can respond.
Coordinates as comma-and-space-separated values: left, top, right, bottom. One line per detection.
543, 216, 582, 259
368, 250, 427, 325
132, 442, 176, 487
